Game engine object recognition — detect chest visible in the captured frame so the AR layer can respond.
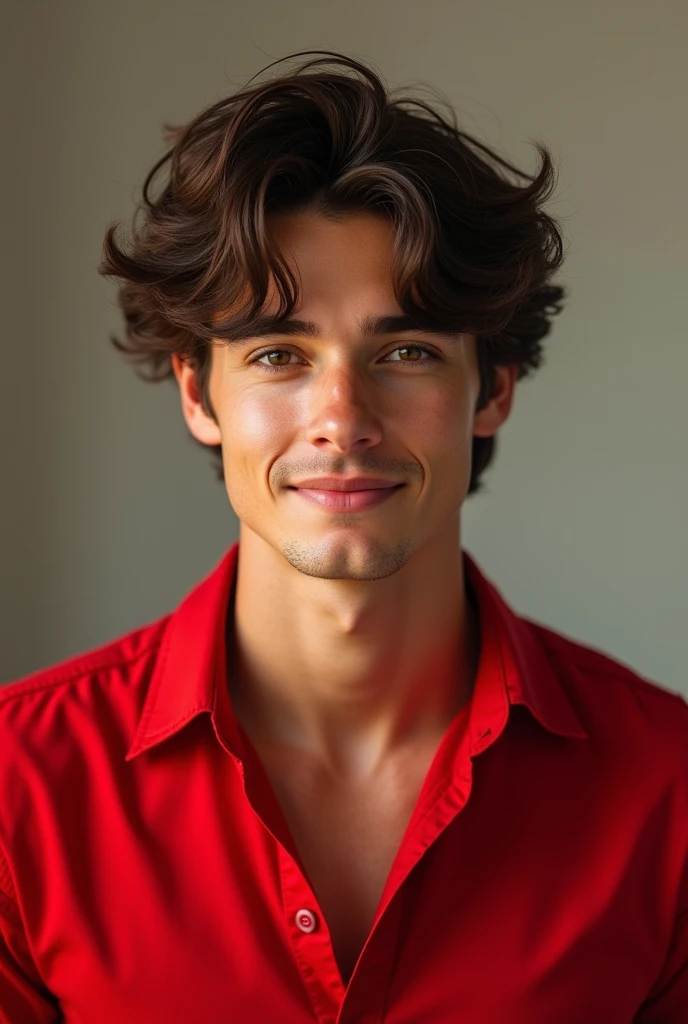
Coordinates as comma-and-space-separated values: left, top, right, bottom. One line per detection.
259, 750, 433, 985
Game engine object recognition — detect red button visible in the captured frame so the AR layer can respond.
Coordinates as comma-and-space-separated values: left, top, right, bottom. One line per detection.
295, 908, 317, 933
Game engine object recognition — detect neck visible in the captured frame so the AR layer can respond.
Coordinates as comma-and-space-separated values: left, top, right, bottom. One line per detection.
226, 524, 480, 780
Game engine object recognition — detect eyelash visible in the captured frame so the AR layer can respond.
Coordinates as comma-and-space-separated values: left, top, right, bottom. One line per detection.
249, 343, 440, 374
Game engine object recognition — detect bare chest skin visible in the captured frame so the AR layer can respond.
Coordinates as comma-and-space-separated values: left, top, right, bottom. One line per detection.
257, 743, 438, 987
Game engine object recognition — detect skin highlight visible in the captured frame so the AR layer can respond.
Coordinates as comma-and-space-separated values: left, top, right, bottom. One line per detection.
172, 209, 517, 782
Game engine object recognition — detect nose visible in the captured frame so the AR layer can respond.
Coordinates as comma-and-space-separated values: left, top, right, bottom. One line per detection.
303, 360, 384, 453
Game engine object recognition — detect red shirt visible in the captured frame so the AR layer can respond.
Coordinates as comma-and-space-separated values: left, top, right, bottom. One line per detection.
1, 543, 687, 1024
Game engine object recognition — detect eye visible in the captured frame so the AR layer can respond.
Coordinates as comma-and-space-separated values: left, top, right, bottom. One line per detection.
382, 344, 438, 365
252, 350, 294, 370
249, 344, 438, 376
251, 349, 299, 371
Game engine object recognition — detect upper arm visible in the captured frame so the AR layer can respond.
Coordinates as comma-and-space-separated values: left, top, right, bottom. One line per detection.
0, 890, 61, 1024
634, 853, 688, 1022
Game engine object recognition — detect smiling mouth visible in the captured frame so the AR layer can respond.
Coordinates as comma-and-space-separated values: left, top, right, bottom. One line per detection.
287, 484, 404, 511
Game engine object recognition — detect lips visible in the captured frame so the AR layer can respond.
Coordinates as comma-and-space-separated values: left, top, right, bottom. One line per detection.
289, 477, 403, 491
289, 484, 404, 512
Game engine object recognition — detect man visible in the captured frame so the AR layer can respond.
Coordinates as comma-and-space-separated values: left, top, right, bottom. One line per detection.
1, 50, 686, 1024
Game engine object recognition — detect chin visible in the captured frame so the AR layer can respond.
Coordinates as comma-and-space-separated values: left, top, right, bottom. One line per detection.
276, 533, 416, 582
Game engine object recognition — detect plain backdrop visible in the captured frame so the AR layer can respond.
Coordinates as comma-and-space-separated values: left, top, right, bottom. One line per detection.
1, 0, 686, 698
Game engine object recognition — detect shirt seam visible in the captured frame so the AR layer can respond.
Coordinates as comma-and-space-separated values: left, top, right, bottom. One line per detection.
536, 630, 688, 706
0, 885, 20, 927
0, 833, 18, 911
0, 846, 52, 987
0, 633, 167, 709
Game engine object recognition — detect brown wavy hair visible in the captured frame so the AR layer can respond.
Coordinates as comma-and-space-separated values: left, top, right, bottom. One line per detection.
99, 49, 567, 495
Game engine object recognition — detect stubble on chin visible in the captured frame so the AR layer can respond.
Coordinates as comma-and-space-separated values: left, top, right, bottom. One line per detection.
278, 532, 413, 581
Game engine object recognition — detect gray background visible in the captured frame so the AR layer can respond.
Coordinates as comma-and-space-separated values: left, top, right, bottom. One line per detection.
2, 0, 686, 697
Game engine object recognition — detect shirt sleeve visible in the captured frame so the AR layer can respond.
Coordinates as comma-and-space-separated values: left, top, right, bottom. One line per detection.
634, 856, 688, 1022
0, 890, 62, 1024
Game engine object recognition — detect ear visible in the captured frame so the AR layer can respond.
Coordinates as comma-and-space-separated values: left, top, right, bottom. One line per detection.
472, 363, 518, 438
171, 352, 222, 447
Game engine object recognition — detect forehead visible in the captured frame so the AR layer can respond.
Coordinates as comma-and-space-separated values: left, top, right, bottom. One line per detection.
267, 210, 396, 292
213, 210, 468, 346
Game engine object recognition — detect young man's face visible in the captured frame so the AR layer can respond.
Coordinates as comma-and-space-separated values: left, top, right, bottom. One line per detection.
173, 210, 516, 580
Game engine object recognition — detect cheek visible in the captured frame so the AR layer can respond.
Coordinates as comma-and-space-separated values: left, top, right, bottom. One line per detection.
411, 390, 475, 509
411, 388, 473, 451
220, 391, 292, 475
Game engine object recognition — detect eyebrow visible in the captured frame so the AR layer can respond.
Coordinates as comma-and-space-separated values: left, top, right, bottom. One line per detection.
221, 314, 464, 344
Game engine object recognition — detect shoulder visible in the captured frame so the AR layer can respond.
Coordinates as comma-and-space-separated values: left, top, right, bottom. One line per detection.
0, 616, 170, 750
0, 617, 173, 906
528, 616, 688, 766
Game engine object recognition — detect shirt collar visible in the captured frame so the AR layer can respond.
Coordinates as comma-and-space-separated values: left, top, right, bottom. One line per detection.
126, 543, 587, 762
